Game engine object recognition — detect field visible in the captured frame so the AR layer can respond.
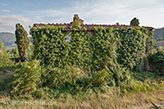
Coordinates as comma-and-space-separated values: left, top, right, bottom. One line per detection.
0, 69, 164, 109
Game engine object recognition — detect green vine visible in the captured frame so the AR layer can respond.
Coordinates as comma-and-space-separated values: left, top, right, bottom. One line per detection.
30, 26, 154, 71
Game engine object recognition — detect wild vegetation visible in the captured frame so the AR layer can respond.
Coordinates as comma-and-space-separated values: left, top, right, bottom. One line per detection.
15, 23, 30, 62
0, 23, 164, 108
130, 17, 140, 26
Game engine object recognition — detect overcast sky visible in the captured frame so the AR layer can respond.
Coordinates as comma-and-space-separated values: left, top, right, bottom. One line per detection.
0, 0, 164, 34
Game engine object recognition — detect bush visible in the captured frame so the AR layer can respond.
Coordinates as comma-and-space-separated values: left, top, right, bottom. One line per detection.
11, 60, 45, 99
42, 65, 84, 88
148, 47, 164, 75
0, 42, 15, 70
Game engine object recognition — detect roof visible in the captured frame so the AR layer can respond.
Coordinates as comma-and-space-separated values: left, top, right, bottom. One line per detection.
33, 23, 154, 31
33, 14, 154, 31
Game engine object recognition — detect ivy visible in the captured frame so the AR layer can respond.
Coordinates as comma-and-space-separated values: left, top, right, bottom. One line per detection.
30, 26, 154, 71
30, 26, 69, 69
116, 27, 154, 70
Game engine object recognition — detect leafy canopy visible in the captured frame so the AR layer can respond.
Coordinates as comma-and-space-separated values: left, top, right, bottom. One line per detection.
15, 23, 30, 62
130, 17, 140, 26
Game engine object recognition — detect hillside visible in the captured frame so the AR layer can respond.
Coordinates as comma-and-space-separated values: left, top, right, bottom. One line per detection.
153, 27, 164, 40
0, 32, 16, 49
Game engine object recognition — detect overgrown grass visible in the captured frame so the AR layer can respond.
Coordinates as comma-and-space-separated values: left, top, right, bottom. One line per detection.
0, 60, 163, 108
0, 67, 164, 108
0, 85, 164, 109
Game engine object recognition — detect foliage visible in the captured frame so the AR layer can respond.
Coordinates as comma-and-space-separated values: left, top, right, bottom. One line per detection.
9, 25, 151, 100
1, 69, 164, 109
30, 26, 131, 76
25, 44, 33, 61
72, 20, 81, 29
142, 56, 147, 71
68, 31, 92, 69
72, 16, 81, 29
0, 42, 15, 70
146, 30, 156, 54
91, 27, 118, 71
11, 60, 45, 99
0, 72, 15, 94
30, 26, 69, 68
15, 23, 30, 62
30, 26, 154, 71
116, 27, 153, 70
43, 66, 83, 88
130, 17, 140, 26
148, 47, 164, 75
39, 65, 90, 99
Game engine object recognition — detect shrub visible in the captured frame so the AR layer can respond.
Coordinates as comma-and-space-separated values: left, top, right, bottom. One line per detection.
148, 47, 164, 75
11, 60, 45, 99
0, 42, 15, 70
42, 65, 83, 88
0, 74, 15, 94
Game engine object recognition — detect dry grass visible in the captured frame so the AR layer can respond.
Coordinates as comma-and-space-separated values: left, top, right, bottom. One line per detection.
0, 87, 164, 109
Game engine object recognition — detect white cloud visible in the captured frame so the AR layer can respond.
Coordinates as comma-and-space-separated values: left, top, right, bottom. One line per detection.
0, 3, 8, 6
2, 9, 11, 12
27, 9, 71, 23
69, 0, 164, 28
1, 0, 164, 34
26, 0, 164, 28
0, 15, 34, 33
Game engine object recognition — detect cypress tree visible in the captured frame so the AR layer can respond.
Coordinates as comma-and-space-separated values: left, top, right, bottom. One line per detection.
15, 23, 30, 62
130, 17, 140, 26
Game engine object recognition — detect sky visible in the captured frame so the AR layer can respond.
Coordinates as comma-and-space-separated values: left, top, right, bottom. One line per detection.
0, 0, 164, 34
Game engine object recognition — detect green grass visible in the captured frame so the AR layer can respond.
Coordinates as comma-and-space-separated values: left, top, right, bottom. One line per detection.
0, 69, 164, 109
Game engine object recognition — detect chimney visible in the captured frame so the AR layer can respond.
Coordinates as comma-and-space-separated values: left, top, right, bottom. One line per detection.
72, 14, 84, 25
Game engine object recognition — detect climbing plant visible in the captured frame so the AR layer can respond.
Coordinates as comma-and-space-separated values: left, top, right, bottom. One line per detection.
116, 27, 152, 70
30, 26, 154, 71
72, 16, 81, 29
30, 26, 69, 68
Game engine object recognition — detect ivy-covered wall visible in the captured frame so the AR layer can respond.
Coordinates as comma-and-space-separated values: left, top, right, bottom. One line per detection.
116, 27, 155, 70
30, 26, 154, 71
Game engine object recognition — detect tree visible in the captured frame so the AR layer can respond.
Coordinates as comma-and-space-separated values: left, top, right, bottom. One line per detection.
0, 41, 14, 69
15, 23, 30, 62
130, 17, 140, 26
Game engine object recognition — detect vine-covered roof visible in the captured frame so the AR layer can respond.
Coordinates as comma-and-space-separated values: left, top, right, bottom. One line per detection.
33, 14, 154, 31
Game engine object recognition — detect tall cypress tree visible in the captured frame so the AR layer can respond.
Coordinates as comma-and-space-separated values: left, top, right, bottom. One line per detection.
15, 23, 30, 62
